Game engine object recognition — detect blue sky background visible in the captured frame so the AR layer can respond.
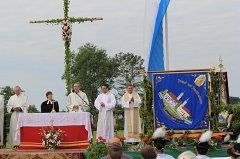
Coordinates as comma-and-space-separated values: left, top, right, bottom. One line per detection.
0, 0, 239, 111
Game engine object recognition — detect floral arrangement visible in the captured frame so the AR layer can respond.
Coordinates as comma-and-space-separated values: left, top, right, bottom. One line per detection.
62, 18, 72, 42
139, 133, 153, 147
87, 136, 107, 159
117, 136, 126, 146
40, 126, 64, 150
167, 131, 225, 150
96, 136, 106, 143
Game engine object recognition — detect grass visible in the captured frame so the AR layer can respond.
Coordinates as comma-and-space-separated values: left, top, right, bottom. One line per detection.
92, 130, 124, 142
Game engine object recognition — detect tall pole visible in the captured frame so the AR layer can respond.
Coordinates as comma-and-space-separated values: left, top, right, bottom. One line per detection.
164, 11, 170, 70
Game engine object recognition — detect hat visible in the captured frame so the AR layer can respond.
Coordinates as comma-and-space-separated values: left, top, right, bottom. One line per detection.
196, 131, 213, 150
227, 135, 240, 158
152, 127, 170, 151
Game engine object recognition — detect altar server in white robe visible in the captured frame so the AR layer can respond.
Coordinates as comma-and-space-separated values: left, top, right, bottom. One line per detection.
0, 96, 4, 146
67, 82, 89, 112
7, 86, 29, 147
95, 84, 116, 142
121, 84, 141, 143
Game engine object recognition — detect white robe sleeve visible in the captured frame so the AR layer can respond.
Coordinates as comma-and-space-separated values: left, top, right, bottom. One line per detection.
105, 94, 116, 110
94, 95, 101, 110
133, 94, 141, 108
66, 94, 74, 112
121, 97, 130, 108
22, 95, 29, 113
7, 97, 14, 113
82, 93, 90, 111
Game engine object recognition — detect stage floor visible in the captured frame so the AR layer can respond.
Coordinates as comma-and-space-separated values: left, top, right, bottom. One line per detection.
0, 149, 84, 159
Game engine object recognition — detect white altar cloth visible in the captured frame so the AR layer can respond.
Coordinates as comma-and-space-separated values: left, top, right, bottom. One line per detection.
15, 112, 92, 142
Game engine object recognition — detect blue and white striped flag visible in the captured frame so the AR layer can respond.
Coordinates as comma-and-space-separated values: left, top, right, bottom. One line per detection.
144, 0, 170, 79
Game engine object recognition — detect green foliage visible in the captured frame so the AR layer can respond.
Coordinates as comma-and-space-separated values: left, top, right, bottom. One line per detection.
87, 141, 107, 159
113, 52, 144, 98
140, 77, 154, 134
0, 86, 14, 112
228, 104, 240, 134
64, 0, 69, 18
114, 106, 124, 131
64, 42, 72, 95
208, 71, 223, 132
0, 86, 14, 147
30, 17, 103, 25
28, 105, 40, 113
70, 43, 118, 129
71, 43, 119, 105
229, 96, 240, 105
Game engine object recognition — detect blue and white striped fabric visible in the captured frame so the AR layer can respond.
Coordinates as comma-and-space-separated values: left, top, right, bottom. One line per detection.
144, 0, 170, 80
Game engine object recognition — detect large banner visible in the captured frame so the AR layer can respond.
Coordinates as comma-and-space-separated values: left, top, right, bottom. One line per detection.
153, 72, 209, 130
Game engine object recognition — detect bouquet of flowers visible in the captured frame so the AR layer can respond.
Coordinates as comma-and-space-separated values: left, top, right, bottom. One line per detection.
40, 126, 64, 150
87, 136, 108, 159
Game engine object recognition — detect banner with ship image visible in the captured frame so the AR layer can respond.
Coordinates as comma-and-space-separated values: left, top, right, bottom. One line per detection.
153, 72, 209, 130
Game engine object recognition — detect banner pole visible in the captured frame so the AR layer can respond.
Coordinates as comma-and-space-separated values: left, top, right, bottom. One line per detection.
165, 11, 170, 70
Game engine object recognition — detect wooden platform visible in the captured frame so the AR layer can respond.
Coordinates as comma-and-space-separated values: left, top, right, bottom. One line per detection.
0, 149, 84, 159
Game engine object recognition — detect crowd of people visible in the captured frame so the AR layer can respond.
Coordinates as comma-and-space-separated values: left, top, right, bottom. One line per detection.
102, 128, 240, 159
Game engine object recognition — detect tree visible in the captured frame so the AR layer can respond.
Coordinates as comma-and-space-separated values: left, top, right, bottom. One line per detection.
28, 105, 40, 113
70, 43, 118, 129
113, 52, 144, 98
0, 86, 14, 112
71, 43, 119, 105
229, 96, 240, 105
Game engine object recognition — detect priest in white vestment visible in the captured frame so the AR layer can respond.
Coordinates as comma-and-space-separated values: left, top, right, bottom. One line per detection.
0, 96, 4, 146
121, 84, 141, 143
67, 82, 89, 112
7, 86, 29, 147
95, 84, 116, 142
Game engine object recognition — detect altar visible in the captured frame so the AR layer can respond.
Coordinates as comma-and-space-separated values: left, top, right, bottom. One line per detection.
15, 112, 92, 150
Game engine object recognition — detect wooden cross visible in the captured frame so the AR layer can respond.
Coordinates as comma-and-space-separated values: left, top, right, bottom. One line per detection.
30, 0, 103, 94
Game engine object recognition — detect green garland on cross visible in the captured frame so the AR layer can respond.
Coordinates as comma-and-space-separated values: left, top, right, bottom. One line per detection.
207, 69, 226, 132
140, 76, 154, 135
30, 0, 103, 94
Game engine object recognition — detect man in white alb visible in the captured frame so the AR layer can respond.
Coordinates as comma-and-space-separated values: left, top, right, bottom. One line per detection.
67, 82, 89, 112
95, 84, 116, 142
0, 96, 4, 147
7, 86, 29, 148
121, 84, 141, 143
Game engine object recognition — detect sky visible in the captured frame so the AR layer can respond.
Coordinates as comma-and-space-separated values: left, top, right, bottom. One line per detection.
0, 0, 239, 111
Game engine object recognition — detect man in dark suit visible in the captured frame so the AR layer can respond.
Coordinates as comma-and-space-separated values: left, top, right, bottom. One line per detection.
41, 91, 59, 113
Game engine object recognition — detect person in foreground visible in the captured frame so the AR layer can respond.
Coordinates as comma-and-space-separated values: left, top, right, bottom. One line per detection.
95, 84, 116, 142
178, 151, 197, 159
7, 86, 29, 148
101, 137, 134, 159
152, 127, 174, 159
195, 131, 213, 159
227, 135, 240, 159
41, 91, 59, 113
141, 145, 157, 159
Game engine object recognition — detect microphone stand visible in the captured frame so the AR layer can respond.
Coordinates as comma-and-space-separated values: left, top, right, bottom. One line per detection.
74, 91, 91, 112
